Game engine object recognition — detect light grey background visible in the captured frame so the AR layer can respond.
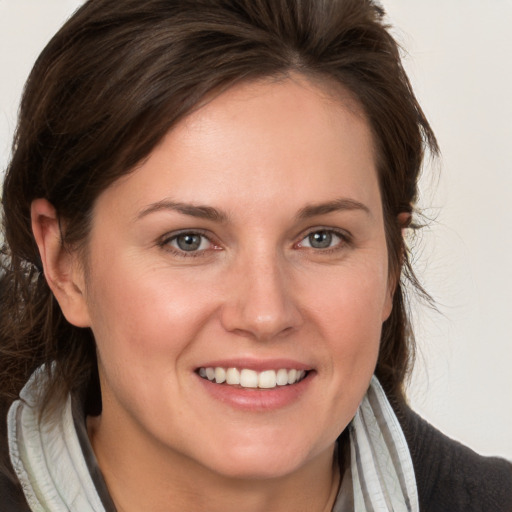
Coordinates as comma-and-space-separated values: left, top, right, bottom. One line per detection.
1, 0, 511, 459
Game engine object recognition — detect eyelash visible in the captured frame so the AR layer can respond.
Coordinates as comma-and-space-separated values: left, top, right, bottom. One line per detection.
295, 228, 351, 254
159, 228, 351, 258
159, 230, 219, 258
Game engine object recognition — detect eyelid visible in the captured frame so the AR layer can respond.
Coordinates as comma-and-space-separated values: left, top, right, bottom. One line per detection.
157, 226, 351, 257
295, 227, 352, 250
159, 229, 221, 256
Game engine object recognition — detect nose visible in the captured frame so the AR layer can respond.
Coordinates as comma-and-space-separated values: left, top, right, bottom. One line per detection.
220, 253, 303, 341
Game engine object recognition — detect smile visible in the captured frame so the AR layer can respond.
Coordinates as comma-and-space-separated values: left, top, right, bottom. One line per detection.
198, 367, 308, 389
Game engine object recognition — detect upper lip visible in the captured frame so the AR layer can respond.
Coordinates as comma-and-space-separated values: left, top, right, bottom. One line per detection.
195, 358, 313, 372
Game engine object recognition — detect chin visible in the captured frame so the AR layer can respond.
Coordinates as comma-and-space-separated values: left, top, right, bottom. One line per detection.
193, 431, 328, 481
205, 452, 307, 481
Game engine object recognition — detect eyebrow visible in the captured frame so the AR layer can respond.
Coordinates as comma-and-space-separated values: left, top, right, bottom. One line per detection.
297, 198, 371, 219
136, 197, 370, 223
137, 200, 228, 222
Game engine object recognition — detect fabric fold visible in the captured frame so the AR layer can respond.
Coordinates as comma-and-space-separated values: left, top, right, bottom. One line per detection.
349, 376, 419, 512
8, 371, 418, 512
7, 370, 106, 512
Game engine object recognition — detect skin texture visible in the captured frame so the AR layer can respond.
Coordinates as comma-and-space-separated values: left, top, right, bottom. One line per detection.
32, 76, 393, 512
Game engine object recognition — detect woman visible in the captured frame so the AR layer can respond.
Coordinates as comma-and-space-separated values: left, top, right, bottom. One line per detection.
1, 0, 511, 510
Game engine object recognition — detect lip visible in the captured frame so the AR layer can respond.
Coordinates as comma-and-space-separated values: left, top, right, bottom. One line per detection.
195, 359, 315, 412
195, 358, 312, 373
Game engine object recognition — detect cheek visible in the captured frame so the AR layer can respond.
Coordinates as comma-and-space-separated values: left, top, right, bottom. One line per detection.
301, 260, 389, 377
304, 258, 390, 331
84, 261, 220, 424
293, 266, 387, 446
84, 254, 215, 367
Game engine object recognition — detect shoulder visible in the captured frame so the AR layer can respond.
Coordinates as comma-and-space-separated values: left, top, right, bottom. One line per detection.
397, 403, 512, 512
0, 402, 31, 512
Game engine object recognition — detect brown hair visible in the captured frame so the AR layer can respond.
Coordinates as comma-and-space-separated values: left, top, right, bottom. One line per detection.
0, 0, 437, 414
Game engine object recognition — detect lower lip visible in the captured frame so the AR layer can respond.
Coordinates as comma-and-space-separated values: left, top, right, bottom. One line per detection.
196, 372, 314, 412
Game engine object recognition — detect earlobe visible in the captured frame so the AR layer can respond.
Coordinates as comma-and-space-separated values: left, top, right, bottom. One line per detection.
31, 198, 91, 328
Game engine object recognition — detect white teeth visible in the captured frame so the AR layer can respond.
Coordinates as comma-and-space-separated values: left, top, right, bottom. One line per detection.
240, 369, 258, 388
226, 367, 240, 385
258, 370, 277, 389
214, 367, 226, 384
199, 366, 308, 388
276, 368, 289, 386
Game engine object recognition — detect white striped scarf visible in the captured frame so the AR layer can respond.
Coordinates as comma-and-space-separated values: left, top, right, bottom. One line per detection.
8, 372, 418, 511
343, 376, 419, 512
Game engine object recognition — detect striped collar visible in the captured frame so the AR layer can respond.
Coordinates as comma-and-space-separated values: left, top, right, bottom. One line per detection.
8, 372, 417, 511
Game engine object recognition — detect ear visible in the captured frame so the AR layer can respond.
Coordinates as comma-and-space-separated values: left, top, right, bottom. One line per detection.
397, 211, 412, 233
382, 211, 412, 322
31, 198, 91, 328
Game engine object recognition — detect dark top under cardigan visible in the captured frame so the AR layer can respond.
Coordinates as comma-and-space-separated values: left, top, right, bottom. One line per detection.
1, 399, 512, 511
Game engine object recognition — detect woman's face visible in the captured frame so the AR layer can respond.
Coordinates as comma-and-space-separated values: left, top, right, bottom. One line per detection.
81, 77, 392, 479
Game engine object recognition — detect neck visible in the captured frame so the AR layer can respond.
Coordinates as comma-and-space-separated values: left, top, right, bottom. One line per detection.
87, 414, 342, 512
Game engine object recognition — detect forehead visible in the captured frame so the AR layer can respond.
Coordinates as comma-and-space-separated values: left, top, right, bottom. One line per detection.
96, 76, 380, 220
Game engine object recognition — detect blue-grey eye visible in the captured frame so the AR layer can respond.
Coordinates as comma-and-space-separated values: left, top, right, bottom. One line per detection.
308, 231, 332, 248
301, 230, 343, 249
174, 233, 205, 251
